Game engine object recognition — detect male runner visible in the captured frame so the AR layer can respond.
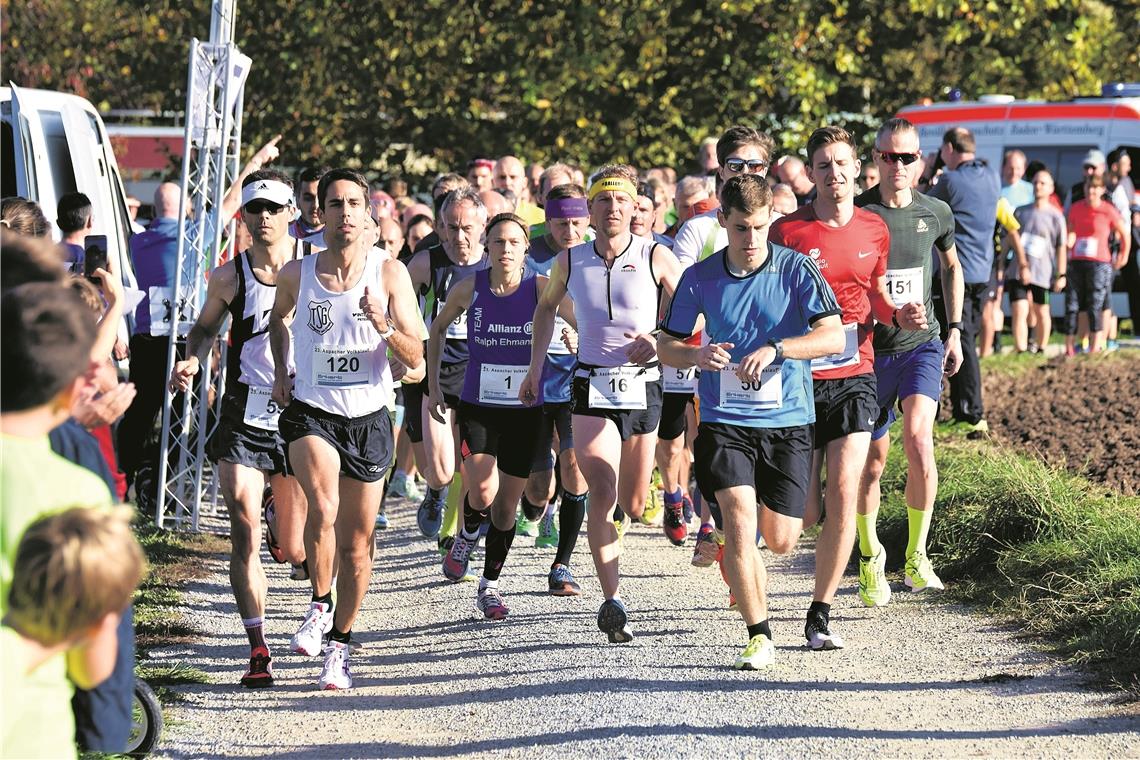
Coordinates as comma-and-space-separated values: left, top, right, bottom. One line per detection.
856, 117, 964, 604
269, 168, 423, 690
170, 170, 309, 687
405, 188, 489, 539
522, 183, 591, 594
771, 126, 924, 650
289, 166, 327, 243
659, 174, 843, 669
519, 165, 682, 642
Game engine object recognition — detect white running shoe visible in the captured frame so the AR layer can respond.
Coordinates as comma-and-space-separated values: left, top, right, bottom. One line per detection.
318, 640, 352, 690
291, 602, 333, 656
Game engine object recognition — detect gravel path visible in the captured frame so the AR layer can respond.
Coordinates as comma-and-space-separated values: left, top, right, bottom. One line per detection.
152, 496, 1139, 759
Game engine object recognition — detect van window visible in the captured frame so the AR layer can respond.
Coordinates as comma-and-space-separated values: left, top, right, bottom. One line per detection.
37, 110, 78, 198
1, 120, 15, 197
1011, 145, 1096, 203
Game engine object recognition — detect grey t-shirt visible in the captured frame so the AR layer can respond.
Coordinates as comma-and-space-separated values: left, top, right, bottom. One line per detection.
1007, 204, 1066, 289
855, 187, 955, 355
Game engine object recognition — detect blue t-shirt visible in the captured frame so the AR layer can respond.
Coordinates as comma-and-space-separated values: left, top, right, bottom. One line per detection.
661, 243, 840, 429
130, 216, 212, 335
62, 242, 85, 275
1001, 179, 1034, 210
929, 160, 1001, 284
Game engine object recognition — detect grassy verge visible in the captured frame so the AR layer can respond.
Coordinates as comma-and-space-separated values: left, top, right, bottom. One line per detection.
133, 523, 228, 698
874, 427, 1140, 693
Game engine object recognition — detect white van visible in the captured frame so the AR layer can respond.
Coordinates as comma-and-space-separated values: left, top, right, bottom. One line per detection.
2, 84, 138, 289
896, 85, 1140, 200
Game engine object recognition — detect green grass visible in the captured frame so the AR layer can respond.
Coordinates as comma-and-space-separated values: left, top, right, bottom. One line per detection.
874, 427, 1140, 693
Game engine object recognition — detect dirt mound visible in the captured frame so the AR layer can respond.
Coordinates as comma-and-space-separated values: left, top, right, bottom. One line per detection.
984, 353, 1140, 494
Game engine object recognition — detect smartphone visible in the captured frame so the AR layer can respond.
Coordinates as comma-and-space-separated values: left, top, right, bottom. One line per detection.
83, 234, 109, 280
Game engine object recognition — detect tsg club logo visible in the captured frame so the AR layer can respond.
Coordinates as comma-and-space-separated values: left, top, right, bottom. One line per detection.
307, 299, 333, 335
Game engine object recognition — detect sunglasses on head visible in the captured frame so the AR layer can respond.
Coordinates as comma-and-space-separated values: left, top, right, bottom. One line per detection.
245, 200, 287, 215
876, 150, 921, 165
724, 157, 769, 173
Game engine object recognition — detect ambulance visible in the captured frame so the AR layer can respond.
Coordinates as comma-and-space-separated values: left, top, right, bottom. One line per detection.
896, 83, 1139, 201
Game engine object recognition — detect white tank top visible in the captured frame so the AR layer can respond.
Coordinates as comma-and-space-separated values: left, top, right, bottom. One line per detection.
227, 251, 297, 392
565, 234, 659, 367
292, 248, 392, 418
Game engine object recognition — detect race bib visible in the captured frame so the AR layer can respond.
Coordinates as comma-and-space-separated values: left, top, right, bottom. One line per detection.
478, 363, 528, 405
548, 315, 573, 355
885, 267, 923, 307
438, 300, 468, 339
587, 366, 648, 410
147, 286, 194, 337
663, 366, 699, 394
243, 386, 282, 431
719, 363, 782, 410
811, 322, 860, 371
1073, 237, 1098, 260
311, 345, 373, 387
1021, 232, 1049, 260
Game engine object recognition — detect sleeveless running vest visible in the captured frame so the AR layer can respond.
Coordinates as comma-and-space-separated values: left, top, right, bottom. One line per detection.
565, 234, 659, 367
460, 270, 542, 407
292, 249, 392, 418
226, 250, 298, 393
422, 245, 487, 365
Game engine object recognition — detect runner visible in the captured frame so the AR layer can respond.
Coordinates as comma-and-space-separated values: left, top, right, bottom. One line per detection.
770, 126, 923, 650
289, 166, 327, 244
405, 188, 489, 541
519, 164, 682, 642
522, 183, 591, 595
658, 174, 844, 669
855, 117, 964, 606
169, 170, 309, 688
268, 168, 423, 690
428, 213, 570, 616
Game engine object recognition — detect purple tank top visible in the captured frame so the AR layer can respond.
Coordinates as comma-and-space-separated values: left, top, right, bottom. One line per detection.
460, 269, 542, 407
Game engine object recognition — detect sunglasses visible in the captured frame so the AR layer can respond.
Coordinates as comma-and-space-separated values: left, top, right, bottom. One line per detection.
245, 200, 288, 215
875, 151, 922, 165
724, 158, 770, 173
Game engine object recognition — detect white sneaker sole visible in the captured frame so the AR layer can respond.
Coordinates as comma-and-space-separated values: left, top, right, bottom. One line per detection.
905, 575, 945, 592
807, 633, 845, 651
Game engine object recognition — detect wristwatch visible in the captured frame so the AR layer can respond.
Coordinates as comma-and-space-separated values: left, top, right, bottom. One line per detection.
947, 321, 963, 332
767, 338, 785, 360
378, 324, 395, 340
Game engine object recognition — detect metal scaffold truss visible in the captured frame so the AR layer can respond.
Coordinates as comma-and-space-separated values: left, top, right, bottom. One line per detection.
152, 0, 248, 531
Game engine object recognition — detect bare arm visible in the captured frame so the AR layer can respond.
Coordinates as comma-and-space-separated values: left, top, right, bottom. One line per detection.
65, 611, 121, 690
426, 276, 473, 413
937, 243, 965, 375
88, 268, 124, 363
870, 273, 925, 330
380, 259, 426, 370
220, 135, 282, 221
269, 260, 301, 406
520, 251, 569, 404
169, 262, 237, 391
1114, 217, 1131, 269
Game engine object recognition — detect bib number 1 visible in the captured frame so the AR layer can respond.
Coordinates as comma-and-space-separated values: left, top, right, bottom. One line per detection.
478, 364, 528, 405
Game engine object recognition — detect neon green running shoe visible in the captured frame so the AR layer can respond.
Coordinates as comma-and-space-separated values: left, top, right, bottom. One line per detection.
734, 634, 776, 670
904, 551, 945, 593
516, 511, 539, 538
858, 548, 892, 607
614, 510, 630, 549
535, 510, 559, 548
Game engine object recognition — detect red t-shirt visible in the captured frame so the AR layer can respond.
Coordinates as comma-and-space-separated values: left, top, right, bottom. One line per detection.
1066, 200, 1121, 263
770, 205, 890, 379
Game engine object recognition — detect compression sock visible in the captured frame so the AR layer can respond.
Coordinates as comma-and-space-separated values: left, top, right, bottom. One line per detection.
440, 472, 462, 539
242, 616, 267, 650
461, 495, 484, 538
747, 620, 773, 641
482, 521, 517, 582
554, 491, 588, 567
856, 509, 882, 558
906, 505, 933, 559
520, 495, 544, 522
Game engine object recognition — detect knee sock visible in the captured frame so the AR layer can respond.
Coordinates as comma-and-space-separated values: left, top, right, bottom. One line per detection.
554, 491, 588, 567
746, 619, 772, 641
242, 616, 267, 650
906, 505, 933, 558
440, 472, 462, 538
482, 521, 516, 582
520, 495, 544, 522
856, 509, 882, 558
461, 495, 484, 538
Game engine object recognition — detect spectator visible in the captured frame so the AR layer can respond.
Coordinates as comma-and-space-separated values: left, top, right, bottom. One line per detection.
1006, 170, 1067, 352
125, 195, 146, 234
1067, 149, 1105, 208
1064, 174, 1130, 353
1, 506, 145, 760
1, 229, 66, 291
1103, 148, 1135, 347
1107, 147, 1140, 334
1000, 149, 1034, 209
1, 196, 51, 238
928, 126, 1001, 433
56, 192, 94, 274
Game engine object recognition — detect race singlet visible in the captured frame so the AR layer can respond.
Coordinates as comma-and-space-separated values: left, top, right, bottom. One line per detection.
719, 363, 782, 410
311, 345, 374, 388
810, 322, 859, 371
885, 267, 923, 308
243, 386, 283, 431
587, 366, 652, 410
477, 363, 528, 405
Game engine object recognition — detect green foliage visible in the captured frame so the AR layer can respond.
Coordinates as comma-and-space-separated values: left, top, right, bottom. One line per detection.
3, 1, 1137, 177
876, 429, 1140, 692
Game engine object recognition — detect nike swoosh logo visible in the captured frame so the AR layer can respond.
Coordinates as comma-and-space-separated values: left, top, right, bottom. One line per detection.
858, 251, 875, 259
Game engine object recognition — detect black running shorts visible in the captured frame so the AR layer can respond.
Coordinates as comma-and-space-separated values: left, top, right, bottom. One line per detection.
570, 370, 663, 442
458, 401, 544, 479
658, 391, 693, 441
279, 400, 394, 483
812, 373, 879, 449
694, 421, 812, 519
207, 387, 288, 475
